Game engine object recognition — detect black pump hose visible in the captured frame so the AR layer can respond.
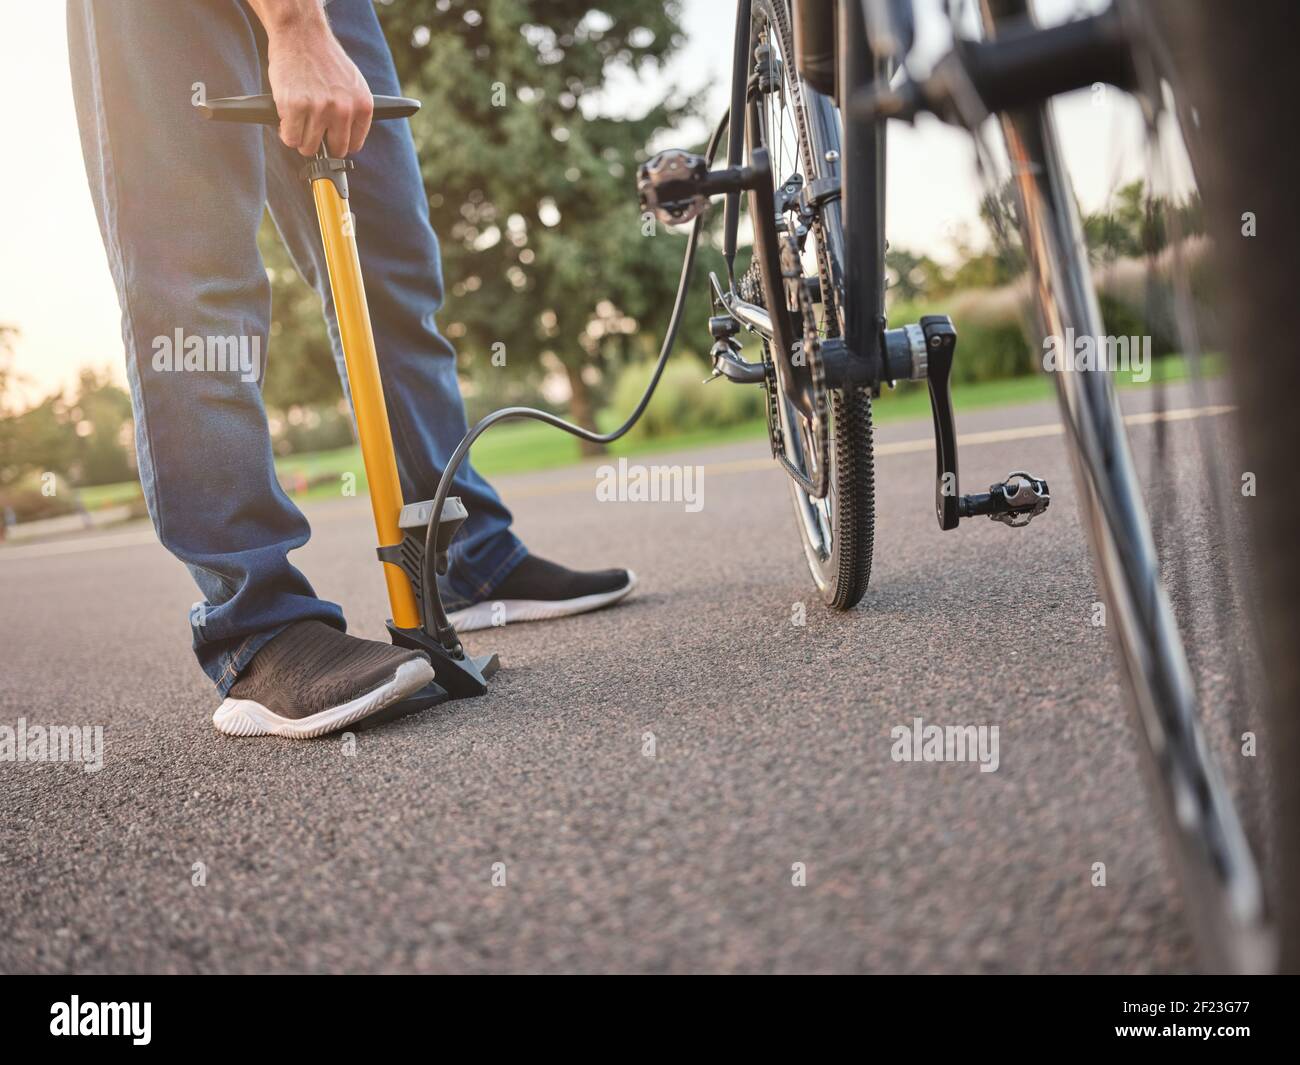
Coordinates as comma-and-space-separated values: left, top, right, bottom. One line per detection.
421, 111, 732, 653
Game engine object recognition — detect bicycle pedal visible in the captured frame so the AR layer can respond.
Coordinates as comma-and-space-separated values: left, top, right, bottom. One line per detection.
960, 472, 1051, 527
637, 149, 711, 225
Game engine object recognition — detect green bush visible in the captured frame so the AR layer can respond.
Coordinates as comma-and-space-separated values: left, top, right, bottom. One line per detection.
1092, 239, 1216, 355
610, 355, 766, 441
0, 472, 81, 524
271, 403, 357, 456
891, 274, 1190, 383
889, 292, 1035, 384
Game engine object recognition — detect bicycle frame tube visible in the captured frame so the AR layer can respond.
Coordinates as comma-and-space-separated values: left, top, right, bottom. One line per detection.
723, 0, 754, 282
721, 2, 863, 353
310, 169, 421, 631
801, 84, 847, 327
838, 0, 888, 378
979, 0, 1270, 972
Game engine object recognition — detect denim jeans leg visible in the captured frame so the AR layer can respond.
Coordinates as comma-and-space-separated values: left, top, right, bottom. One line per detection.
258, 0, 529, 611
67, 0, 345, 695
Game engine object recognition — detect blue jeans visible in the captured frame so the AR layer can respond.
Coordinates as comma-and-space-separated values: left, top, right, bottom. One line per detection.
67, 0, 526, 695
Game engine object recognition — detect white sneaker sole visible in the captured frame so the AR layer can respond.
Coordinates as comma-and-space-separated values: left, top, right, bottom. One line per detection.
447, 571, 637, 633
212, 656, 435, 739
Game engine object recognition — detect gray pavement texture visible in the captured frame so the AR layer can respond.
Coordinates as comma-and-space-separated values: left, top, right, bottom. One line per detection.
0, 382, 1259, 973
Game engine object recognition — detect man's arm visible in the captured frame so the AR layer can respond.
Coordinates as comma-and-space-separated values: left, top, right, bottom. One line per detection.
246, 0, 374, 157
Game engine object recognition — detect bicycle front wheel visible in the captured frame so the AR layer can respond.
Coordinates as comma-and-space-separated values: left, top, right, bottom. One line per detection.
978, 0, 1284, 972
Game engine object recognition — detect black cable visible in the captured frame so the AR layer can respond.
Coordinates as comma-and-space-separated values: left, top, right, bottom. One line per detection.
421, 111, 732, 653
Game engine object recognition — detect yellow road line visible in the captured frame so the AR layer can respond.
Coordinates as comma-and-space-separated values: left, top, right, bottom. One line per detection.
503, 402, 1235, 498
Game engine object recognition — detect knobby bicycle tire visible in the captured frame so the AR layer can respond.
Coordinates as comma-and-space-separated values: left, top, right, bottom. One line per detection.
749, 0, 876, 610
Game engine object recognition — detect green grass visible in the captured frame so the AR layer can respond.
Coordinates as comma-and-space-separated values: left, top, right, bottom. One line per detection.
74, 354, 1221, 508
603, 413, 773, 457
873, 350, 1221, 421
77, 481, 144, 510
266, 420, 588, 502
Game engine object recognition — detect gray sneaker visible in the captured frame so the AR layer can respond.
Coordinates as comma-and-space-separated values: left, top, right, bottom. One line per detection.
212, 621, 434, 739
447, 555, 636, 632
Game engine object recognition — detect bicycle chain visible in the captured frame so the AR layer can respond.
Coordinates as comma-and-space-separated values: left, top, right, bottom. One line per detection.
744, 257, 784, 456
741, 247, 833, 499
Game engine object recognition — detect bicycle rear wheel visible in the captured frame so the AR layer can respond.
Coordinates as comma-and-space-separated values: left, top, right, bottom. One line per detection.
746, 0, 876, 609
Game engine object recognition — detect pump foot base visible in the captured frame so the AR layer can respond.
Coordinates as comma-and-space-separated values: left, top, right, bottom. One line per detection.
386, 621, 499, 700
352, 679, 451, 731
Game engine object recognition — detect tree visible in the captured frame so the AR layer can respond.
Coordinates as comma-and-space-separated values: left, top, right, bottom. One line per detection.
886, 247, 947, 302
0, 325, 133, 489
375, 0, 701, 451
63, 368, 135, 486
0, 325, 23, 486
0, 324, 16, 412
255, 4, 717, 452
260, 220, 344, 413
1082, 179, 1204, 263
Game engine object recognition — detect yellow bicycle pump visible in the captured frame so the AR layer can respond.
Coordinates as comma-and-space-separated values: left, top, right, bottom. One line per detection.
201, 93, 498, 716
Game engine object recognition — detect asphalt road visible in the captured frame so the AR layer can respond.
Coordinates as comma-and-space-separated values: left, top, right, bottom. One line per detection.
0, 381, 1256, 973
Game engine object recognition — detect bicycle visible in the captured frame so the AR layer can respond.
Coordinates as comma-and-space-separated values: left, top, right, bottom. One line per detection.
636, 0, 1298, 973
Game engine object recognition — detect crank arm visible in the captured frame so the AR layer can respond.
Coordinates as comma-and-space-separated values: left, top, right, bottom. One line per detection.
922, 316, 962, 530
905, 315, 1051, 531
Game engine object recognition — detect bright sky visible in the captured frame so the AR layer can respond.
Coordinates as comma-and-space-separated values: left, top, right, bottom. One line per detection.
0, 0, 1151, 405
